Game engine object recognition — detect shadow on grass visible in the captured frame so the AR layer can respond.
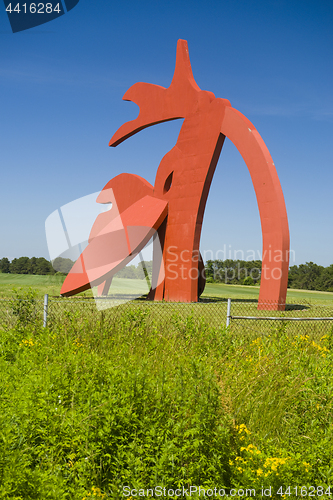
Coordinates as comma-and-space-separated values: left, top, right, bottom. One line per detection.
285, 303, 310, 311
199, 297, 310, 310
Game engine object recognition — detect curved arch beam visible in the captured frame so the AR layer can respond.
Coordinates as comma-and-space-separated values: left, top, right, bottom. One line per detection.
221, 106, 290, 309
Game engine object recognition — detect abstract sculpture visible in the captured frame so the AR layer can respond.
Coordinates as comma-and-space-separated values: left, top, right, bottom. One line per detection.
61, 40, 290, 310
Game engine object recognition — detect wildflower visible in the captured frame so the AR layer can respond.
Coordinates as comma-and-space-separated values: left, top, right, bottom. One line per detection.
20, 338, 35, 347
303, 461, 310, 472
237, 423, 251, 435
240, 443, 259, 454
256, 468, 263, 476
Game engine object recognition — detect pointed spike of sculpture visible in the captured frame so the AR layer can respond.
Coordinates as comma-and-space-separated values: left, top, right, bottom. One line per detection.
170, 39, 201, 92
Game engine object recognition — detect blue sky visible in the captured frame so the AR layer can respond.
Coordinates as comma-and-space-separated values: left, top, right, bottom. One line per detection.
1, 0, 332, 266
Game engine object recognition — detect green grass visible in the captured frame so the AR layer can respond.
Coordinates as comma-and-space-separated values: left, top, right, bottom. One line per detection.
286, 287, 333, 303
1, 274, 333, 304
203, 282, 333, 303
202, 282, 260, 300
0, 273, 66, 298
0, 275, 150, 299
1, 304, 333, 498
92, 277, 150, 297
0, 273, 156, 299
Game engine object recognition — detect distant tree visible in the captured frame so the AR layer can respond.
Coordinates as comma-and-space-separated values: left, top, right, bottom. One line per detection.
29, 257, 38, 274
35, 257, 54, 275
9, 257, 54, 275
243, 276, 254, 286
288, 262, 324, 290
52, 257, 74, 274
10, 257, 30, 274
205, 259, 261, 284
0, 257, 10, 273
288, 265, 298, 288
137, 260, 153, 280
318, 264, 333, 292
205, 260, 216, 281
117, 265, 139, 279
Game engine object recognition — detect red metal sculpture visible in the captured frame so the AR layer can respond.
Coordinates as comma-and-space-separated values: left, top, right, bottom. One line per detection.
61, 40, 290, 310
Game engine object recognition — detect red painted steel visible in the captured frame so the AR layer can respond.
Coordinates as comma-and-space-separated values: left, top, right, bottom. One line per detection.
61, 40, 289, 310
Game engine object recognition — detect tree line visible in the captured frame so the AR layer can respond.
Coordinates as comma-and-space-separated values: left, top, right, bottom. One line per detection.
1, 256, 333, 292
0, 257, 153, 280
116, 261, 153, 280
206, 259, 333, 292
288, 262, 333, 292
0, 257, 74, 275
205, 259, 262, 285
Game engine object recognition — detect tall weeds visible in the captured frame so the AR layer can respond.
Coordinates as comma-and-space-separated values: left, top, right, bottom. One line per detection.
0, 304, 333, 498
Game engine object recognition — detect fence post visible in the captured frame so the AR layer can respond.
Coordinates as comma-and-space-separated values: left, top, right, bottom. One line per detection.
226, 298, 231, 327
43, 294, 48, 327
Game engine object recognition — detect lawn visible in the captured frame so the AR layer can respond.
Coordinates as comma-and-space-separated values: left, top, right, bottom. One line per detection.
203, 282, 333, 304
1, 273, 333, 304
0, 274, 152, 299
0, 273, 66, 298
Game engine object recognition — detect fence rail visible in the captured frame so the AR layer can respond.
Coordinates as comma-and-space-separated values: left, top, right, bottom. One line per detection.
226, 298, 333, 338
231, 316, 333, 321
1, 295, 333, 338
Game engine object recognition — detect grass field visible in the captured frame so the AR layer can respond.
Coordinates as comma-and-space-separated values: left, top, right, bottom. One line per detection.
1, 295, 333, 497
0, 273, 66, 298
204, 282, 333, 303
1, 274, 333, 497
1, 273, 333, 304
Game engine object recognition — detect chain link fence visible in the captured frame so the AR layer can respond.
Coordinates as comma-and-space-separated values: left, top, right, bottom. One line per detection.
0, 295, 227, 331
227, 299, 333, 340
1, 295, 333, 338
43, 296, 230, 331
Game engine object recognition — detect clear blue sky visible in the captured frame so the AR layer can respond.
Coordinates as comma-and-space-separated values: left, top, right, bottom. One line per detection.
1, 0, 332, 266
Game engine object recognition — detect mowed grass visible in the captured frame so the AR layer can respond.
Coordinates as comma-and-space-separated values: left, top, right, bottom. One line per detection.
0, 273, 66, 298
203, 282, 333, 303
0, 274, 149, 299
1, 273, 333, 304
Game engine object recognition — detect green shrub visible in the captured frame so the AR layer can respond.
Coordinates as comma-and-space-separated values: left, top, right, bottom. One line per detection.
243, 276, 254, 286
10, 287, 38, 329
